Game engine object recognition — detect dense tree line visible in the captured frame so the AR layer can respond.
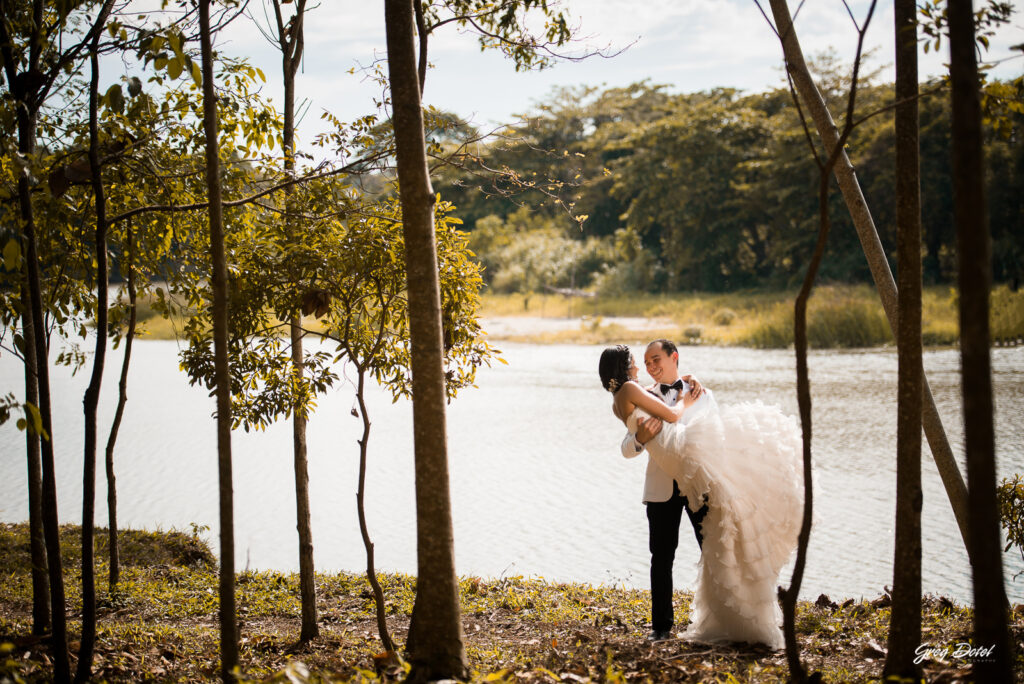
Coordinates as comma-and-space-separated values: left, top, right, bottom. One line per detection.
437, 65, 1023, 294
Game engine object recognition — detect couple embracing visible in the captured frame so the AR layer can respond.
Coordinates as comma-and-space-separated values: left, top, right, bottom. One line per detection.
599, 340, 803, 650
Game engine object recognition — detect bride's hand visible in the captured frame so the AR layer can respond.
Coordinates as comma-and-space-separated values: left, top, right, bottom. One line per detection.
682, 389, 698, 410
681, 374, 704, 399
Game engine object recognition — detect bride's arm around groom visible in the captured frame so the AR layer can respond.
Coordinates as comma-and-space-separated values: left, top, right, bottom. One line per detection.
621, 385, 718, 460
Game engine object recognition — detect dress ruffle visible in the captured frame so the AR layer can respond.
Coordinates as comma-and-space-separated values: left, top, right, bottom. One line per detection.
628, 400, 803, 650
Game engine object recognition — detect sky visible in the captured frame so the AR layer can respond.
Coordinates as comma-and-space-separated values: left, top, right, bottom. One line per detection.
212, 0, 1024, 145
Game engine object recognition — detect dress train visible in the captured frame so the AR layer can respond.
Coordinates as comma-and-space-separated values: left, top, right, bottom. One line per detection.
628, 396, 803, 649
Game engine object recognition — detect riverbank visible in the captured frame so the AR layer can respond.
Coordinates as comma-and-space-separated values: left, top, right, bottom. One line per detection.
1, 524, 1018, 682
128, 284, 1024, 348
478, 285, 1024, 347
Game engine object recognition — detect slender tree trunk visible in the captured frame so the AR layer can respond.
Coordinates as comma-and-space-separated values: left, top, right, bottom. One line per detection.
766, 0, 972, 558
14, 69, 70, 684
948, 1, 1012, 679
782, 166, 833, 684
0, 2, 113, 674
383, 1, 467, 679
198, 2, 239, 679
21, 295, 50, 634
290, 317, 318, 642
272, 0, 318, 641
19, 124, 69, 684
104, 224, 137, 592
355, 369, 396, 653
778, 10, 875, 678
75, 33, 111, 683
884, 0, 923, 677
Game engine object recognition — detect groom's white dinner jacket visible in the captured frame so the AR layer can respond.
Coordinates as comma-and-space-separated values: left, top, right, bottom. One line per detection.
620, 382, 716, 503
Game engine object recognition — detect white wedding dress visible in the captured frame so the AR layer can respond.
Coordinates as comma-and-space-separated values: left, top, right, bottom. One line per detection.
627, 394, 803, 649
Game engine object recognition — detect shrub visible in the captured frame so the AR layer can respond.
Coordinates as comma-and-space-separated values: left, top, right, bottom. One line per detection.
712, 308, 738, 326
683, 324, 703, 341
997, 474, 1024, 572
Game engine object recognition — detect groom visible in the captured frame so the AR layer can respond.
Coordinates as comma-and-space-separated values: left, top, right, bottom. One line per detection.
621, 339, 710, 642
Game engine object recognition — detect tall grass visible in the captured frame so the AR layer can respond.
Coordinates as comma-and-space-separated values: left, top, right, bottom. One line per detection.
992, 285, 1024, 343
732, 288, 894, 349
115, 284, 1024, 349
479, 284, 1024, 349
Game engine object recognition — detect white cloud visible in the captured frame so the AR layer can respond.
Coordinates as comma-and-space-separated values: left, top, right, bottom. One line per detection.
203, 0, 1023, 141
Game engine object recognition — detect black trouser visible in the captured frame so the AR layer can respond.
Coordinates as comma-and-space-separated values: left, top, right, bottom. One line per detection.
646, 481, 708, 632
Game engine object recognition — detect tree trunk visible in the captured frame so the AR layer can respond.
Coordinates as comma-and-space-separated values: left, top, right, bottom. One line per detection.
884, 0, 923, 677
766, 0, 973, 559
355, 368, 396, 653
383, 0, 467, 679
783, 152, 840, 682
75, 32, 111, 683
21, 295, 50, 635
105, 223, 137, 592
11, 25, 71, 679
20, 138, 69, 684
948, 1, 1012, 679
778, 10, 876, 677
198, 2, 239, 679
290, 316, 318, 642
272, 0, 319, 642
19, 121, 70, 684
0, 2, 113, 675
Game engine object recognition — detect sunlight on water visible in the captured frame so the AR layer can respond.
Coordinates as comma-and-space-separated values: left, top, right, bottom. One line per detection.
1, 340, 1022, 605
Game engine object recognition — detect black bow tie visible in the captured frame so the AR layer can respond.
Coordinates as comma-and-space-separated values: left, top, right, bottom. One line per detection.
660, 380, 685, 394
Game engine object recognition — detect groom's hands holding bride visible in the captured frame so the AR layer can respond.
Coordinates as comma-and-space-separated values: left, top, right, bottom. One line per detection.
636, 415, 664, 445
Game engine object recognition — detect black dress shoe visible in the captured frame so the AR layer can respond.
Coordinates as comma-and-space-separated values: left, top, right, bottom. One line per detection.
646, 629, 672, 642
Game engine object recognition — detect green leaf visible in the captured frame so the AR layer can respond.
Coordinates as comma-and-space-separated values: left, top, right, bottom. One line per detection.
167, 57, 183, 80
168, 31, 184, 60
105, 83, 125, 114
3, 239, 20, 270
25, 403, 48, 440
190, 60, 202, 87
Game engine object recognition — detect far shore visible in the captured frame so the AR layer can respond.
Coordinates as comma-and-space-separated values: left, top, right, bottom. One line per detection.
118, 284, 1023, 349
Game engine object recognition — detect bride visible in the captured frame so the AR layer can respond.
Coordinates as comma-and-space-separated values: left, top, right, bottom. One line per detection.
599, 345, 803, 650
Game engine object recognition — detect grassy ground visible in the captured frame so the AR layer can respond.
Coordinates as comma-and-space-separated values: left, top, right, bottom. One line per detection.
2, 523, 1020, 682
126, 284, 1024, 348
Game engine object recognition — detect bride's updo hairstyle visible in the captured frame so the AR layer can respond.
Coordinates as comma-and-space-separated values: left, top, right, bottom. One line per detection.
599, 345, 632, 393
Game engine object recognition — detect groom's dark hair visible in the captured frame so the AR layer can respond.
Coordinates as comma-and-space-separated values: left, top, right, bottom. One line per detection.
651, 338, 678, 362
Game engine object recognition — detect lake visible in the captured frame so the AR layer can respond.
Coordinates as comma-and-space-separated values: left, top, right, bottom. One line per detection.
1, 338, 1023, 605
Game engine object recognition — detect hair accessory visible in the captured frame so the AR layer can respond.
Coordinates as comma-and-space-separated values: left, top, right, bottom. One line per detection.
607, 378, 619, 393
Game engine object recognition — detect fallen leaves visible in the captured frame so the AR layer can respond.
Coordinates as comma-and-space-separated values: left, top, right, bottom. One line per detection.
0, 525, 1017, 682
